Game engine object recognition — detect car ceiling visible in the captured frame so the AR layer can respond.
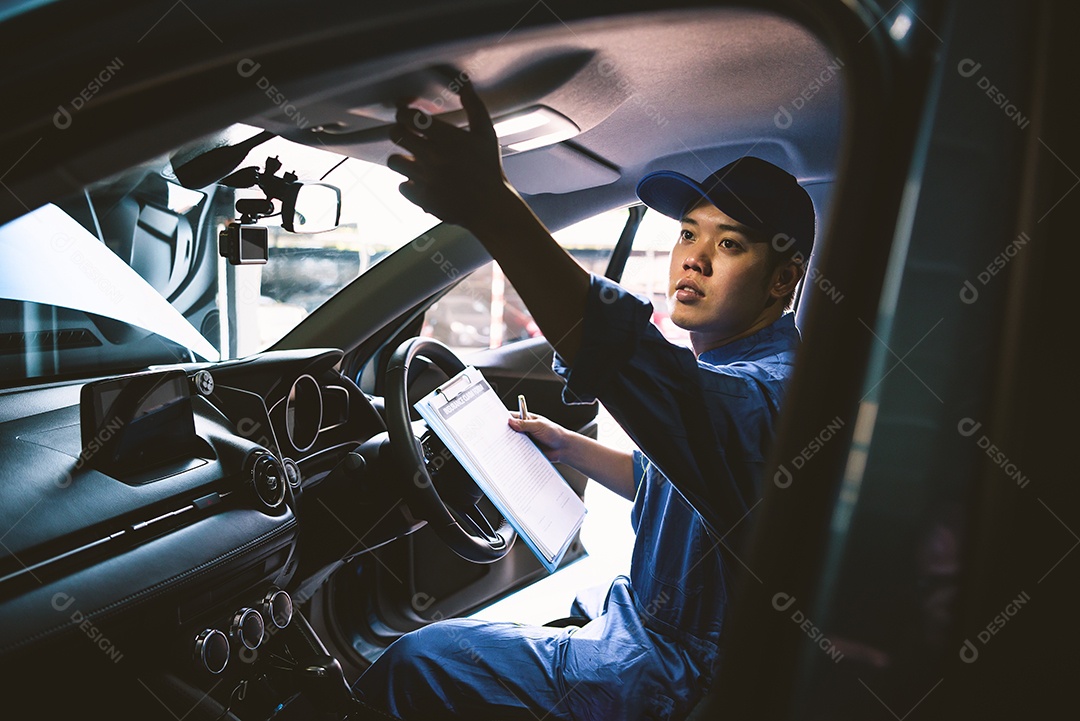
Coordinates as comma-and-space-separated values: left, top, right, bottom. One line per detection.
0, 3, 843, 231
251, 8, 843, 224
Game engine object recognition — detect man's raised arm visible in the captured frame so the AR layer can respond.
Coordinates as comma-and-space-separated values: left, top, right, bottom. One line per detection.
388, 82, 589, 364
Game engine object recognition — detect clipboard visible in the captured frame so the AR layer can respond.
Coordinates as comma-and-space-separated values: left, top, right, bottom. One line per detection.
414, 366, 587, 573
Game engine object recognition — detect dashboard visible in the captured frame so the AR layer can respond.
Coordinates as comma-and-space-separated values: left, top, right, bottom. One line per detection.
0, 348, 415, 704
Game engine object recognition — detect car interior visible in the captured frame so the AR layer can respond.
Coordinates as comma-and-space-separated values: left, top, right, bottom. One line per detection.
0, 1, 1074, 719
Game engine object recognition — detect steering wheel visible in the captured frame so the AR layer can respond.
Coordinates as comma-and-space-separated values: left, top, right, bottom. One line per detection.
385, 337, 517, 563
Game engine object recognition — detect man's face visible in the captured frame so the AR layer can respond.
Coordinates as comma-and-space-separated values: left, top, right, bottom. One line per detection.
667, 201, 777, 348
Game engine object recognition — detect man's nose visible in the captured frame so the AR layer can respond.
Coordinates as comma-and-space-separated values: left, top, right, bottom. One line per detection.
683, 250, 709, 274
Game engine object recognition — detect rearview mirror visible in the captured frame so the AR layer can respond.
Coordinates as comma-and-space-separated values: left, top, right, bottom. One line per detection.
283, 182, 341, 233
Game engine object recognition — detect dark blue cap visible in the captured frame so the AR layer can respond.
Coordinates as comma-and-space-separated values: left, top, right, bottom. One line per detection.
636, 156, 816, 257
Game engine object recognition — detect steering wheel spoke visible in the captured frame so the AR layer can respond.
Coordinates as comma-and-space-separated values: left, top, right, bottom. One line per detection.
459, 503, 508, 548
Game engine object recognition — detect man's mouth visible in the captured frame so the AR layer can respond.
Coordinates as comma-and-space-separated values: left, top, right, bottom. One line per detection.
674, 279, 704, 302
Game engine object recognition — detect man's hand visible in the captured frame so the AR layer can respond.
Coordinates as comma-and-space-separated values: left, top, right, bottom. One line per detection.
387, 80, 590, 364
510, 413, 637, 501
388, 81, 512, 230
508, 413, 573, 463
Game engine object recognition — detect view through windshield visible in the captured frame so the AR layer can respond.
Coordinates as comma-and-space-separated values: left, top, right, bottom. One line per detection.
0, 126, 438, 385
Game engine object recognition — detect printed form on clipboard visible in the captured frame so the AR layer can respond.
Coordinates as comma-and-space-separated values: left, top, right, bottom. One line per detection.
414, 366, 586, 573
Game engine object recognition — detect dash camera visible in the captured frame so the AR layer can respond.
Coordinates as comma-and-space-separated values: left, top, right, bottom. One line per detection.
218, 221, 268, 265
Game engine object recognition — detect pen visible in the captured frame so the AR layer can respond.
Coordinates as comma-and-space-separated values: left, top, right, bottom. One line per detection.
517, 394, 528, 420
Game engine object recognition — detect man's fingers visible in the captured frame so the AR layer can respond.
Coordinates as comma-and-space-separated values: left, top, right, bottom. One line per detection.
458, 80, 496, 141
508, 415, 548, 434
419, 114, 464, 141
508, 416, 535, 432
397, 181, 433, 215
389, 126, 428, 156
395, 105, 435, 134
394, 104, 465, 142
386, 153, 417, 178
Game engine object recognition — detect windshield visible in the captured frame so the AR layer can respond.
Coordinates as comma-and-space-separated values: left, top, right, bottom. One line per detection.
0, 125, 437, 387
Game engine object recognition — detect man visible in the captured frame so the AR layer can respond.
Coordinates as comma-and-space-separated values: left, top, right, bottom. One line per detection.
353, 82, 814, 721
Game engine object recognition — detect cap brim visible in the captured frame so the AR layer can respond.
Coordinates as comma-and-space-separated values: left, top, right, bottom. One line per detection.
635, 170, 713, 221
635, 170, 769, 240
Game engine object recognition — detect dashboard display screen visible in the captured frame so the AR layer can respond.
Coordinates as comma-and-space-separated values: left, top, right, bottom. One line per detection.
80, 370, 198, 474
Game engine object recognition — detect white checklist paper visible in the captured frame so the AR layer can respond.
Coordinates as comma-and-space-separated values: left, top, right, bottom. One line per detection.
414, 367, 586, 572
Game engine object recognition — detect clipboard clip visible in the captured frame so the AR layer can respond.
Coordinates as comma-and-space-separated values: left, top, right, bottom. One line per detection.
434, 372, 472, 402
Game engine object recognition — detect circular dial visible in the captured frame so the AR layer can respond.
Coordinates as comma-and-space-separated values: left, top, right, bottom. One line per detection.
285, 375, 322, 452
250, 453, 287, 508
231, 607, 265, 650
194, 628, 229, 674
261, 588, 293, 629
281, 457, 301, 488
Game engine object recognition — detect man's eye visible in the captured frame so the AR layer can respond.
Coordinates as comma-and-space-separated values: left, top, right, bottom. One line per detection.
720, 238, 741, 250
679, 229, 694, 241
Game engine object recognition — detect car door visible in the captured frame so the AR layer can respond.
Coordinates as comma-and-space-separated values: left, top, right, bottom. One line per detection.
690, 1, 1078, 720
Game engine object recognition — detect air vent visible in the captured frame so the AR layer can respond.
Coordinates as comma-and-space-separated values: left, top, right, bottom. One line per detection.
0, 329, 102, 355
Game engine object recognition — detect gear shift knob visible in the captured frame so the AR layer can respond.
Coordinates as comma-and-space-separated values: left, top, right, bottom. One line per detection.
294, 654, 357, 714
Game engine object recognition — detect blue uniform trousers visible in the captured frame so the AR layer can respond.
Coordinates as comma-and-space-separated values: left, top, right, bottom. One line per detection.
354, 578, 705, 721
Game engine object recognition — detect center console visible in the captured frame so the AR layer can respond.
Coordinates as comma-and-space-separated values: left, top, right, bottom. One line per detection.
174, 587, 376, 719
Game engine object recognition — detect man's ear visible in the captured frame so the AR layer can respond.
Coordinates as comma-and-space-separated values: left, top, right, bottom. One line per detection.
769, 258, 805, 299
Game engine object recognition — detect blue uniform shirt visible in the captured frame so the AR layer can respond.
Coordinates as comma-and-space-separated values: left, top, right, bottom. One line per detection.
555, 274, 800, 671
